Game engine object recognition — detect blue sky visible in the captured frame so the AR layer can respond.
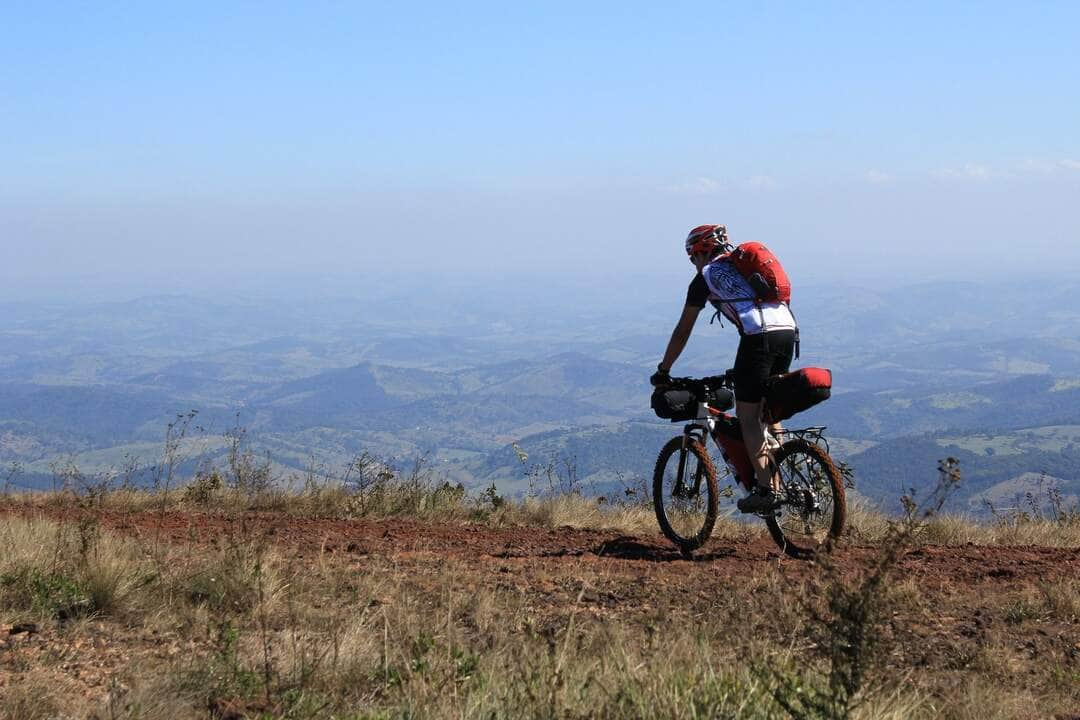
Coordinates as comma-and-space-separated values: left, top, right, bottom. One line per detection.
2, 2, 1079, 288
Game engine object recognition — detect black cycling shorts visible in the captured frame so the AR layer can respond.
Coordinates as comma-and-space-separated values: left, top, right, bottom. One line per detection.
732, 330, 796, 403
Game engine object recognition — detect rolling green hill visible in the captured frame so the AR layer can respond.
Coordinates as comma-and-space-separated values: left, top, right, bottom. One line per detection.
4, 281, 1080, 516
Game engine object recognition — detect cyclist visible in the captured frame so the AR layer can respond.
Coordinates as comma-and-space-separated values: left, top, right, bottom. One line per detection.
650, 224, 798, 513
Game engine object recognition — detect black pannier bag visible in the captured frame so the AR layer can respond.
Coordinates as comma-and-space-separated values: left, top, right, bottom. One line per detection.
765, 367, 832, 422
651, 388, 698, 421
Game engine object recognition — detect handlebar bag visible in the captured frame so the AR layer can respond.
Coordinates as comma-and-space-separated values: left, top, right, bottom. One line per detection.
651, 388, 697, 421
765, 367, 831, 422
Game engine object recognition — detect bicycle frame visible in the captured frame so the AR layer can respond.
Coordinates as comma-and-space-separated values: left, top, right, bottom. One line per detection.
663, 371, 831, 494
655, 374, 844, 558
680, 402, 757, 492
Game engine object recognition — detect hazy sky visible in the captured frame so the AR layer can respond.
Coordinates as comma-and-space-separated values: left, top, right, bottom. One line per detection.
3, 2, 1079, 293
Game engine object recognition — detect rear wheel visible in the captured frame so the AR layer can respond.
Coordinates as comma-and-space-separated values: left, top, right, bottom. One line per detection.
765, 439, 846, 559
653, 436, 718, 556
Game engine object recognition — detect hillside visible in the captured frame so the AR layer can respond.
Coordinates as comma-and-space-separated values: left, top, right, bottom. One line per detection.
3, 281, 1080, 512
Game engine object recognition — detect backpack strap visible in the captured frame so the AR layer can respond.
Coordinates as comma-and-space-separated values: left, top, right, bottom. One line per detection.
788, 304, 800, 359
761, 305, 769, 352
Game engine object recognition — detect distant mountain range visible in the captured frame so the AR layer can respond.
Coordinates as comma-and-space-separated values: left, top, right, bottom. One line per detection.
3, 279, 1079, 514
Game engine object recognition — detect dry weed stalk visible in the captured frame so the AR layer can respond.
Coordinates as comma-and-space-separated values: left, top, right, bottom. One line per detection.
758, 458, 963, 720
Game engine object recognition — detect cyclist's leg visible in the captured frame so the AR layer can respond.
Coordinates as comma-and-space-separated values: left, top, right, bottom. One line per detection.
736, 399, 774, 490
732, 335, 776, 491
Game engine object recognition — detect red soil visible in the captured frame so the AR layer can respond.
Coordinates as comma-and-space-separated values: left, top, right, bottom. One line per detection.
10, 505, 1079, 588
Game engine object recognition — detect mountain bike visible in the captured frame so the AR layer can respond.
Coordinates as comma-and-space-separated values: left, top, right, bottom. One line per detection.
651, 371, 845, 559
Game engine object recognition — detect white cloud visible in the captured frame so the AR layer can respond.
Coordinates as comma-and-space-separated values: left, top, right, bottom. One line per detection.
1020, 158, 1057, 174
662, 174, 779, 193
865, 169, 892, 184
746, 174, 776, 190
663, 176, 724, 195
1024, 158, 1080, 174
933, 163, 996, 181
936, 158, 1080, 182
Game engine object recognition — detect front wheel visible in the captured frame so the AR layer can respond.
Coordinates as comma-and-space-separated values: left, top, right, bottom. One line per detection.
653, 436, 718, 556
765, 438, 846, 559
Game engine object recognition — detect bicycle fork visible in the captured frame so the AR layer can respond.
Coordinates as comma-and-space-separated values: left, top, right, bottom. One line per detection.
675, 425, 707, 498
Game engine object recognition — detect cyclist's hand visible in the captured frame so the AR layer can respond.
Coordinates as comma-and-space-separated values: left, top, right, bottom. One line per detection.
650, 365, 671, 387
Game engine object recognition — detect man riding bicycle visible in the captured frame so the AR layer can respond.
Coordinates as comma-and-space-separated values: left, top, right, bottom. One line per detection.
651, 224, 798, 514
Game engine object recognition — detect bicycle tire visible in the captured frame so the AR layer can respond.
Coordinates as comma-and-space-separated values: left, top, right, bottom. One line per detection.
653, 436, 719, 556
765, 438, 846, 559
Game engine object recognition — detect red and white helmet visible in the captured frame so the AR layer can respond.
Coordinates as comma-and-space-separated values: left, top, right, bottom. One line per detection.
684, 224, 729, 256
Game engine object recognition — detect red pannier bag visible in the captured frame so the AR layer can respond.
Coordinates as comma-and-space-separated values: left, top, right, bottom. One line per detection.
764, 368, 831, 422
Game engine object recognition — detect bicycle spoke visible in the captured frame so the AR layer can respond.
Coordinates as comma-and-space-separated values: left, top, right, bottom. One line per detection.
655, 440, 715, 546
777, 445, 833, 543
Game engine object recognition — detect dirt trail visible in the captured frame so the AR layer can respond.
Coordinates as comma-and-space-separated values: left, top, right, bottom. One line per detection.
10, 506, 1079, 588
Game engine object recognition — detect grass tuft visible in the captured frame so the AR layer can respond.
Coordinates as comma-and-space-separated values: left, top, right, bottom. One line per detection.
1, 454, 1078, 718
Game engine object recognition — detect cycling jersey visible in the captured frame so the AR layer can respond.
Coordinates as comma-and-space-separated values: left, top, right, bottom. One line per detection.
686, 261, 797, 336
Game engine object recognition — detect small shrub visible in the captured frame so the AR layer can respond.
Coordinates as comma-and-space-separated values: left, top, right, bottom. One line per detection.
182, 470, 223, 505
757, 458, 962, 720
175, 539, 282, 615
1002, 597, 1037, 625
478, 482, 505, 510
1038, 580, 1080, 623
0, 567, 95, 619
0, 516, 151, 620
178, 620, 264, 704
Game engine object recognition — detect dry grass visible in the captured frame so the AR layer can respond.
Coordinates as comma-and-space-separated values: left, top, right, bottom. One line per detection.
2, 460, 1079, 719
0, 674, 87, 720
2, 506, 1077, 719
0, 512, 792, 718
1039, 578, 1080, 623
6, 448, 1078, 549
8, 459, 1078, 550
503, 493, 657, 533
933, 677, 1055, 720
846, 498, 1080, 547
0, 515, 149, 623
490, 493, 757, 545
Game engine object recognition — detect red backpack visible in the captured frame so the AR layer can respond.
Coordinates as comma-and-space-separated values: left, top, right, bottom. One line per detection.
725, 241, 791, 304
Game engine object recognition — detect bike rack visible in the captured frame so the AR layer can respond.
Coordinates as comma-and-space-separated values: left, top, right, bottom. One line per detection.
777, 426, 830, 453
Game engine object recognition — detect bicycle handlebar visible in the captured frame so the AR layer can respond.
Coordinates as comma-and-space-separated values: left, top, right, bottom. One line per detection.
662, 370, 736, 393
657, 371, 738, 407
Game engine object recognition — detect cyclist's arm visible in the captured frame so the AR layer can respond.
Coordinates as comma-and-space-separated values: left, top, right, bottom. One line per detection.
659, 302, 702, 371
